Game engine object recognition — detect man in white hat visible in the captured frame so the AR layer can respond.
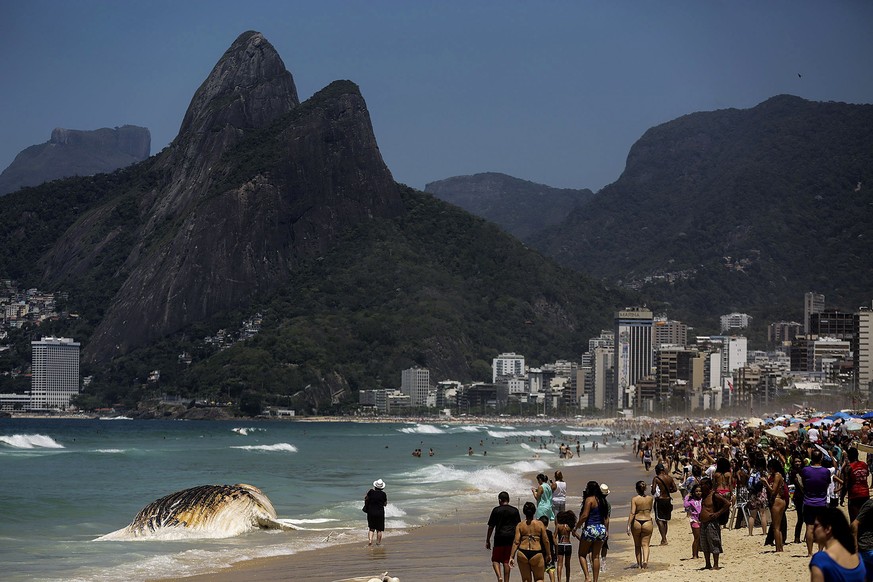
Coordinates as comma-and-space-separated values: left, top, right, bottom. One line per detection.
364, 479, 388, 546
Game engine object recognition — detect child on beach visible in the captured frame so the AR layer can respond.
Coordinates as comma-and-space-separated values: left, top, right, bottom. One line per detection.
684, 483, 703, 559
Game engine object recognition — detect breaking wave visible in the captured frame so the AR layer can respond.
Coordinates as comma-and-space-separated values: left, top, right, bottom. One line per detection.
230, 443, 297, 452
397, 424, 446, 435
231, 427, 266, 436
486, 429, 553, 439
0, 434, 64, 449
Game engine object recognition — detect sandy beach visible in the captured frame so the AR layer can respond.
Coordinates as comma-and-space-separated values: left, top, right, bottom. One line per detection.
169, 444, 813, 582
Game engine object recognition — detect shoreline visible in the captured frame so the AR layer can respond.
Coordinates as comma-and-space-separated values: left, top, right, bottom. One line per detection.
163, 450, 640, 582
162, 445, 815, 582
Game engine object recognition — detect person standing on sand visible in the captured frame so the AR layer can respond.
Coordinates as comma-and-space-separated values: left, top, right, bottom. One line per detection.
626, 480, 653, 569
810, 507, 866, 581
551, 471, 567, 515
363, 478, 387, 546
510, 501, 552, 582
698, 476, 730, 570
652, 463, 678, 545
534, 473, 555, 521
487, 491, 521, 582
573, 481, 609, 582
802, 449, 832, 557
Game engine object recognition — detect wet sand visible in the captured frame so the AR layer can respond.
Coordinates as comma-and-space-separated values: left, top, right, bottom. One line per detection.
169, 450, 811, 582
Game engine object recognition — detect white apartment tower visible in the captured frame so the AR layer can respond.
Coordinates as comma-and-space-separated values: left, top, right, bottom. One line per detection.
613, 307, 654, 411
400, 368, 430, 406
492, 352, 525, 383
31, 336, 80, 410
401, 367, 431, 407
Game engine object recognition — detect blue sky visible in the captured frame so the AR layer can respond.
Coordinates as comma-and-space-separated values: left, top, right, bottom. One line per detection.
1, 1, 872, 191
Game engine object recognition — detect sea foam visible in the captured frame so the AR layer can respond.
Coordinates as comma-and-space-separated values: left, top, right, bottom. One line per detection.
398, 424, 446, 435
0, 434, 64, 449
230, 443, 297, 452
486, 429, 553, 438
231, 427, 266, 436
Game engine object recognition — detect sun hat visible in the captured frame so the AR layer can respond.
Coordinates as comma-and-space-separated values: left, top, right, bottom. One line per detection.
373, 479, 385, 490
600, 483, 610, 496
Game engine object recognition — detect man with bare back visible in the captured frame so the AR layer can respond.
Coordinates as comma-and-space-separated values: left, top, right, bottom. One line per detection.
698, 477, 730, 570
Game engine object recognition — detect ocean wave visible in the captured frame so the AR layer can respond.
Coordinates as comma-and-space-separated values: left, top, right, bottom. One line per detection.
0, 434, 64, 449
562, 457, 630, 467
486, 429, 553, 439
397, 424, 446, 435
385, 503, 407, 518
95, 449, 125, 454
403, 463, 536, 495
520, 443, 556, 454
560, 428, 610, 437
231, 427, 266, 436
230, 443, 297, 452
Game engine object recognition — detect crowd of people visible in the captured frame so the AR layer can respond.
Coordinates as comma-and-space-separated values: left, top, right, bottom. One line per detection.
482, 416, 873, 582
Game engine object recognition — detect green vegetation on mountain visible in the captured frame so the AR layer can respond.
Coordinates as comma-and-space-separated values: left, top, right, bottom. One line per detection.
425, 172, 592, 242
531, 95, 873, 326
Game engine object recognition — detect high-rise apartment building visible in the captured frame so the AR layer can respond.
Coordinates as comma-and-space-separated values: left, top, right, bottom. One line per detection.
804, 292, 825, 335
855, 306, 873, 395
653, 317, 689, 348
492, 352, 525, 383
30, 336, 80, 410
613, 307, 653, 411
811, 310, 855, 340
401, 367, 431, 407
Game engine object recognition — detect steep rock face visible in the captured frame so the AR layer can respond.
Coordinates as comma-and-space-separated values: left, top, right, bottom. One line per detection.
76, 33, 401, 362
0, 125, 150, 195
425, 172, 592, 242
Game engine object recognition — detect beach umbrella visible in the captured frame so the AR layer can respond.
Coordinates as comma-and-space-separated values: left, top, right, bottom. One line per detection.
824, 415, 840, 421
783, 425, 799, 434
845, 422, 864, 432
862, 411, 873, 420
833, 411, 852, 419
764, 427, 788, 439
746, 418, 764, 427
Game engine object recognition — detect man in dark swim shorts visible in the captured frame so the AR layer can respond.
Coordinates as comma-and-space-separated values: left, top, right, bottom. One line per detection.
652, 463, 678, 545
487, 491, 521, 582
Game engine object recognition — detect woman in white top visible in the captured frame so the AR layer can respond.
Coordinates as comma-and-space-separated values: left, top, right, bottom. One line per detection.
552, 470, 567, 514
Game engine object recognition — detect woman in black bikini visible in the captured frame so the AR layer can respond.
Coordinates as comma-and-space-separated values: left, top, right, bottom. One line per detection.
510, 501, 552, 582
626, 480, 654, 569
555, 510, 577, 582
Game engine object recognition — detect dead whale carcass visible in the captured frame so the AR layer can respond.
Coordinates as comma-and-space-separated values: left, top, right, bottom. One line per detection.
97, 483, 298, 540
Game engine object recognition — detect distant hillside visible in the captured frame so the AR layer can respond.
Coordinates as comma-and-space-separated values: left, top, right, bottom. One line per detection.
531, 95, 873, 323
0, 125, 150, 195
0, 32, 631, 412
425, 172, 592, 242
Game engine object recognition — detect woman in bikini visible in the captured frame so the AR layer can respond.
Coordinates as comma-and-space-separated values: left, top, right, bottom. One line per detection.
511, 501, 552, 582
626, 480, 654, 569
763, 456, 788, 552
555, 510, 577, 582
713, 457, 734, 527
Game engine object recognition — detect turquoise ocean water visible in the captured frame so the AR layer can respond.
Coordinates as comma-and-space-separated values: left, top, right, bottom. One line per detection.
0, 418, 627, 581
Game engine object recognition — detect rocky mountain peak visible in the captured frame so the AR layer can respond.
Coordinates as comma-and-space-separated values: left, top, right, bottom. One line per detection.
177, 31, 299, 140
